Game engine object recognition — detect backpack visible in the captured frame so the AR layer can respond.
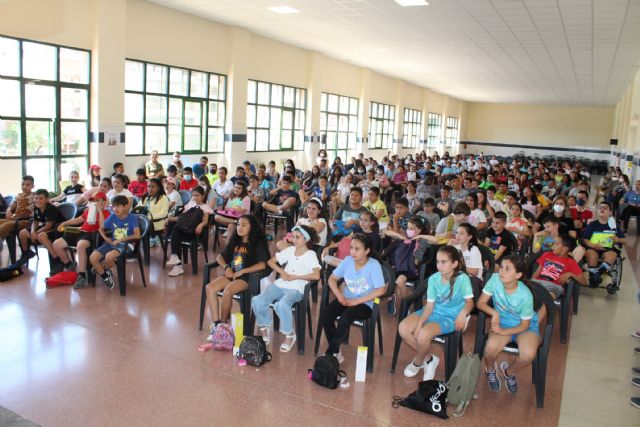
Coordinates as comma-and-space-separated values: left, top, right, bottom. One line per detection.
175, 206, 204, 233
210, 323, 234, 351
389, 240, 418, 278
0, 261, 23, 282
308, 355, 346, 389
392, 380, 448, 420
237, 336, 272, 367
45, 271, 78, 288
445, 353, 481, 417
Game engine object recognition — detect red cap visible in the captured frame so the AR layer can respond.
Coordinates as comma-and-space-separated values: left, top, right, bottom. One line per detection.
89, 164, 101, 171
90, 191, 107, 201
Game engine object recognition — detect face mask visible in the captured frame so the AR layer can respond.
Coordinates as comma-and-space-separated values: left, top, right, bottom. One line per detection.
358, 169, 365, 174
210, 169, 217, 175
553, 204, 565, 213
576, 198, 586, 207
406, 229, 417, 238
184, 175, 192, 181
508, 180, 513, 185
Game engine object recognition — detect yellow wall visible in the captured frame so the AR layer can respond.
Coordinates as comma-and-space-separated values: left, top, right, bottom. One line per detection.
465, 103, 614, 148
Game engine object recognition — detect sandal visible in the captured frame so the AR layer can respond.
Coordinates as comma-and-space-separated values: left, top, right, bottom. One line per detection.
259, 327, 270, 345
280, 334, 297, 352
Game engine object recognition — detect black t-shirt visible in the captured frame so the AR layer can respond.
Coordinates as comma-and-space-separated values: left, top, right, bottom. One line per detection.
536, 213, 575, 235
221, 238, 270, 274
33, 203, 65, 228
486, 228, 517, 260
275, 189, 298, 205
64, 184, 84, 196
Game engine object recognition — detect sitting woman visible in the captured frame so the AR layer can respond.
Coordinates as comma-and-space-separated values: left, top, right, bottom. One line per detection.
214, 181, 251, 236
204, 214, 270, 338
398, 246, 474, 380
276, 198, 327, 251
252, 225, 321, 352
449, 223, 484, 281
137, 178, 170, 246
322, 233, 386, 364
165, 186, 213, 277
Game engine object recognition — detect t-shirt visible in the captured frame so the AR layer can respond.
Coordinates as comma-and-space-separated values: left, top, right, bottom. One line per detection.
274, 189, 298, 206
80, 208, 111, 232
11, 192, 35, 218
468, 208, 487, 227
537, 213, 574, 235
486, 228, 517, 259
581, 218, 624, 249
333, 256, 385, 308
221, 239, 270, 276
298, 217, 328, 247
335, 204, 368, 223
426, 272, 474, 320
482, 273, 537, 329
274, 246, 321, 293
623, 190, 640, 206
62, 184, 84, 204
570, 207, 593, 230
179, 178, 199, 191
435, 215, 460, 235
33, 203, 65, 228
536, 251, 582, 285
454, 244, 483, 279
417, 211, 440, 232
212, 179, 233, 199
225, 196, 251, 213
166, 190, 183, 210
103, 213, 138, 240
128, 180, 148, 198
106, 188, 133, 205
183, 200, 214, 215
364, 199, 390, 223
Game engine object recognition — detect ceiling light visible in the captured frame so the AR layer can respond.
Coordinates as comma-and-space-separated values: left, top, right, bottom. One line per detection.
267, 6, 299, 14
394, 0, 429, 6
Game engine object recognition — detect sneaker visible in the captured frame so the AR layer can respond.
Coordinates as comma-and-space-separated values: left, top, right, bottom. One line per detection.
632, 331, 640, 339
66, 259, 77, 272
630, 397, 640, 409
49, 260, 64, 275
387, 294, 397, 316
206, 322, 218, 342
500, 361, 518, 393
486, 362, 501, 392
588, 272, 601, 288
166, 254, 181, 266
423, 354, 440, 381
632, 367, 640, 376
149, 236, 159, 247
73, 274, 88, 289
102, 270, 115, 290
168, 265, 184, 277
333, 352, 345, 365
21, 249, 37, 261
633, 378, 640, 388
403, 358, 424, 378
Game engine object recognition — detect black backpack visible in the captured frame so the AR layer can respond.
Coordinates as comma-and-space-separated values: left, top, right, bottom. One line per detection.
237, 336, 272, 367
308, 355, 346, 389
175, 206, 204, 233
0, 261, 23, 282
392, 380, 449, 420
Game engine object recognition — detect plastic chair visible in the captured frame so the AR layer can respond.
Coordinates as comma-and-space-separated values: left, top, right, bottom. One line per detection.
477, 244, 495, 283
179, 190, 192, 206
114, 215, 149, 296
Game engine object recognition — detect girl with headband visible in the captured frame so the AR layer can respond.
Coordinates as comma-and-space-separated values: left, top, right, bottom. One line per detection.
252, 224, 320, 352
276, 198, 328, 251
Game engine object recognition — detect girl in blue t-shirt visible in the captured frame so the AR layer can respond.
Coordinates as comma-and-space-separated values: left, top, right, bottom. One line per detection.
323, 233, 386, 364
477, 254, 540, 394
398, 245, 474, 381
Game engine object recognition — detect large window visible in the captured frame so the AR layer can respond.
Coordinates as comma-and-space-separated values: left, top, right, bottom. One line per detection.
368, 101, 395, 150
0, 35, 90, 191
125, 59, 226, 155
246, 80, 306, 152
319, 92, 358, 163
402, 108, 422, 149
446, 116, 460, 146
427, 112, 442, 146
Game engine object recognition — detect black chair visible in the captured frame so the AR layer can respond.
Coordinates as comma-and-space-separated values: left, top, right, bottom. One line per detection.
114, 214, 149, 296
165, 209, 211, 275
477, 244, 495, 284
314, 261, 396, 373
474, 283, 556, 408
390, 277, 481, 381
558, 278, 579, 344
0, 195, 14, 219
5, 215, 32, 264
198, 261, 271, 336
262, 196, 300, 240
132, 206, 168, 266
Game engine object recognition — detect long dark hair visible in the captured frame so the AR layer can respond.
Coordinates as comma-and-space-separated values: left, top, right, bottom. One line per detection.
227, 214, 266, 248
457, 223, 478, 250
231, 180, 248, 199
359, 210, 379, 233
351, 232, 379, 261
198, 175, 211, 200
408, 216, 430, 235
293, 224, 318, 249
437, 245, 467, 299
146, 178, 166, 204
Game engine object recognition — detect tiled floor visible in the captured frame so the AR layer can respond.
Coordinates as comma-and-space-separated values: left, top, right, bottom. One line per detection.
0, 228, 637, 426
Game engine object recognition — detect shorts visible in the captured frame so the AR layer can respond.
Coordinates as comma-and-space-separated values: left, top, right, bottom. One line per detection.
95, 242, 131, 258
591, 247, 621, 257
533, 279, 564, 297
505, 318, 540, 342
62, 231, 93, 247
414, 309, 456, 335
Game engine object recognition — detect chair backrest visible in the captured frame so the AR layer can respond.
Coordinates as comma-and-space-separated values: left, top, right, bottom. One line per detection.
135, 214, 151, 240
179, 190, 192, 205
379, 260, 396, 299
3, 195, 14, 208
57, 203, 77, 221
477, 244, 495, 284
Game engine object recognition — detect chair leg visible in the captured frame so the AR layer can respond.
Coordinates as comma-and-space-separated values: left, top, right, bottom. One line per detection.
297, 303, 305, 355
306, 303, 313, 339
116, 258, 126, 296
7, 234, 17, 264
377, 314, 384, 355
572, 284, 580, 315
143, 234, 150, 266
390, 329, 403, 373
314, 308, 324, 356
366, 322, 375, 373
199, 281, 207, 331
191, 242, 198, 275
535, 353, 547, 408
137, 254, 147, 288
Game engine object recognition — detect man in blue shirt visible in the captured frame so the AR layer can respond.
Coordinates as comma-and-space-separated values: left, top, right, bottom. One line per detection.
192, 156, 208, 178
619, 180, 640, 232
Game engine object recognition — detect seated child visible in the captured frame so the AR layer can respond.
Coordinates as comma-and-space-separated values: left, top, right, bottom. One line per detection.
483, 211, 517, 269
532, 235, 587, 298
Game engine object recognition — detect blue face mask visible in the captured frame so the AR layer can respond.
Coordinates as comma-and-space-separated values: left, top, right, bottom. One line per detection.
184, 174, 192, 181
576, 198, 586, 207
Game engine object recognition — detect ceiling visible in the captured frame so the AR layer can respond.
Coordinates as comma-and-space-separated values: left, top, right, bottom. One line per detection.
148, 0, 640, 106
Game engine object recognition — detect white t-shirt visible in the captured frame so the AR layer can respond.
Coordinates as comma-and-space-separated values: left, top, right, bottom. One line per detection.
297, 217, 328, 247
212, 179, 233, 199
106, 188, 133, 204
166, 190, 183, 209
454, 244, 483, 280
468, 208, 487, 227
274, 246, 321, 293
488, 199, 504, 213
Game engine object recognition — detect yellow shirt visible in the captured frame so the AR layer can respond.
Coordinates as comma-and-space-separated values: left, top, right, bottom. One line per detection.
364, 199, 390, 223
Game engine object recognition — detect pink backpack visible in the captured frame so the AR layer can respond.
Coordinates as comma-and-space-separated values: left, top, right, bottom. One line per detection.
211, 323, 235, 351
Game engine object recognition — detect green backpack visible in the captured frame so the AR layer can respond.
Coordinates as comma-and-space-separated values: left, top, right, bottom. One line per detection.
445, 353, 481, 417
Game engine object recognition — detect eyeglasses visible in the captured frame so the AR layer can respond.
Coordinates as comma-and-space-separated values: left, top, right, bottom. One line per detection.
498, 265, 515, 273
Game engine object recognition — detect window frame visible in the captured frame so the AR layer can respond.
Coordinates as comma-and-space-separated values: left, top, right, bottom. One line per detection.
368, 101, 395, 150
427, 112, 443, 147
0, 34, 91, 192
124, 58, 227, 156
246, 79, 306, 152
445, 116, 459, 146
319, 92, 359, 163
402, 107, 422, 149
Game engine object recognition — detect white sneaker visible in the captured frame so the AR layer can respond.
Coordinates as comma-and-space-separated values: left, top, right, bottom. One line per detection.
168, 265, 184, 277
403, 359, 424, 378
166, 254, 181, 266
422, 354, 440, 381
333, 352, 345, 365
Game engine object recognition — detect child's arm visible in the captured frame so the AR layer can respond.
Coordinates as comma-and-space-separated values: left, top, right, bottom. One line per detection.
195, 212, 209, 235
494, 244, 507, 260
328, 274, 347, 305
454, 299, 475, 331
345, 285, 386, 306
232, 261, 267, 280
287, 267, 321, 282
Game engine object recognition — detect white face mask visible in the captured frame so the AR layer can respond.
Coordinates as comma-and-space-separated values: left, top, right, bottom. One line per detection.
553, 204, 565, 213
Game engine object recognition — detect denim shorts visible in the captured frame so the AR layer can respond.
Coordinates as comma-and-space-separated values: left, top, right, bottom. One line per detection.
95, 242, 131, 258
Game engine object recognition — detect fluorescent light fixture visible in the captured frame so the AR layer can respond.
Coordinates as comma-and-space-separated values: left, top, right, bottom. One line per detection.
394, 0, 429, 6
267, 5, 299, 14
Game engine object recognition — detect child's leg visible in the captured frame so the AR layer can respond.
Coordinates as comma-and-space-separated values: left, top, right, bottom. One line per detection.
326, 303, 371, 355
38, 231, 56, 258
584, 248, 599, 268
413, 322, 441, 364
76, 239, 90, 272
398, 313, 422, 351
262, 202, 278, 213
252, 285, 283, 329
322, 299, 347, 355
103, 249, 121, 270
571, 245, 585, 264
483, 332, 512, 371
205, 276, 231, 323
18, 228, 30, 251
214, 215, 235, 226
273, 288, 304, 335
53, 237, 70, 263
395, 274, 411, 299
89, 246, 109, 275
508, 332, 540, 375
219, 279, 248, 322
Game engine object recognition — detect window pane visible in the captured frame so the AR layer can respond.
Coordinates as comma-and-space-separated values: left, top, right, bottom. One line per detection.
247, 129, 255, 151
169, 67, 188, 96
281, 130, 292, 149
209, 75, 221, 100
145, 125, 166, 153
125, 93, 144, 122
328, 94, 338, 113
0, 37, 20, 77
25, 84, 56, 118
296, 90, 305, 109
283, 87, 294, 108
0, 78, 21, 116
247, 80, 256, 104
0, 119, 21, 156
184, 127, 201, 151
320, 93, 327, 110
257, 106, 269, 128
168, 98, 182, 125
257, 82, 270, 104
190, 71, 207, 98
168, 125, 182, 153
350, 98, 358, 115
145, 95, 167, 124
184, 101, 202, 126
282, 110, 293, 130
125, 61, 144, 91
146, 64, 167, 93
61, 87, 88, 119
271, 85, 282, 106
59, 48, 90, 84
339, 97, 349, 114
60, 121, 87, 155
125, 125, 143, 155
246, 104, 256, 127
26, 120, 55, 155
26, 158, 55, 191
256, 129, 268, 151
295, 110, 305, 129
23, 42, 56, 80
294, 130, 304, 150
61, 157, 86, 182
207, 127, 224, 152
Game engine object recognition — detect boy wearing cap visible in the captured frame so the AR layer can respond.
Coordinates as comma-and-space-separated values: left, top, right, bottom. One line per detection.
52, 192, 111, 288
128, 168, 149, 198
